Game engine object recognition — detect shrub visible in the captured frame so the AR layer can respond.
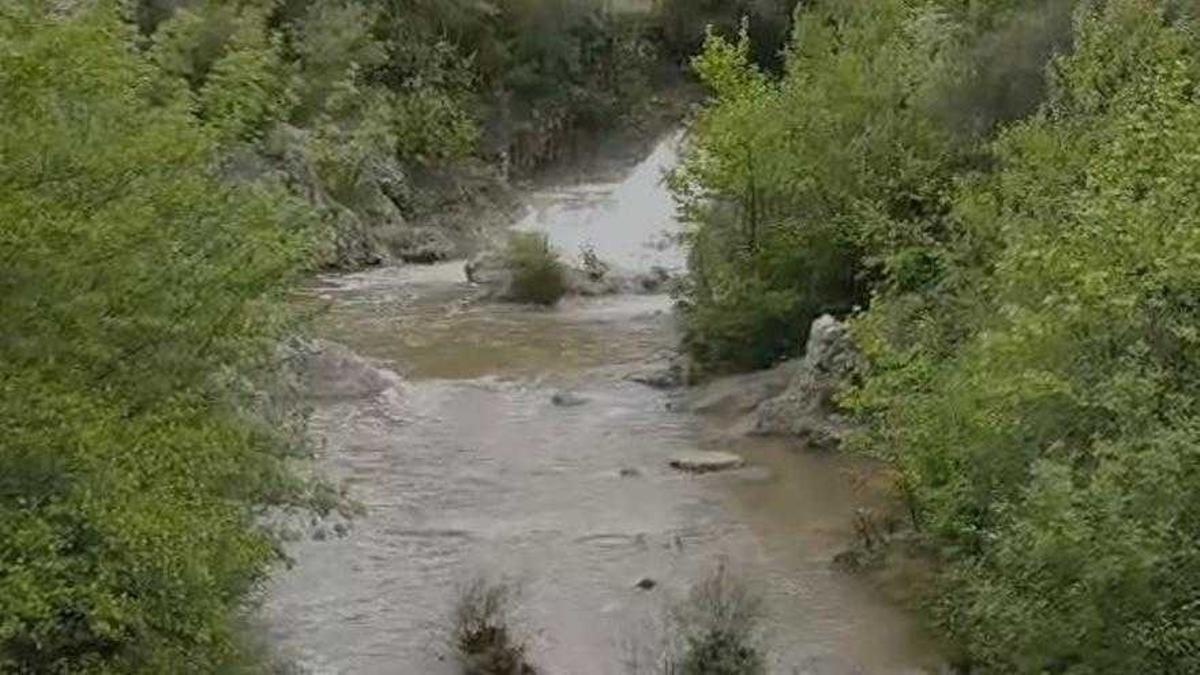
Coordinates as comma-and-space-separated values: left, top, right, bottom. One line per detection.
149, 2, 241, 91
679, 0, 1200, 670
682, 217, 861, 373
451, 580, 536, 675
504, 232, 568, 306
673, 564, 765, 675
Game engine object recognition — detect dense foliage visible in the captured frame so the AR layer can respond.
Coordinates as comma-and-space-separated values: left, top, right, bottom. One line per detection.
0, 4, 320, 670
138, 0, 685, 268
679, 0, 1200, 670
131, 0, 795, 271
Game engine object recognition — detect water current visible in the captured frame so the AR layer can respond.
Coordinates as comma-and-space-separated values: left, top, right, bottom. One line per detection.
265, 132, 938, 674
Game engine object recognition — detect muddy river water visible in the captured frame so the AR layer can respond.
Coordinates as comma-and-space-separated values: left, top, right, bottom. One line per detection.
265, 133, 939, 674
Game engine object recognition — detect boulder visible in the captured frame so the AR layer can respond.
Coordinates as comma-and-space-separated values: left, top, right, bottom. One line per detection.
668, 451, 745, 474
629, 362, 684, 390
308, 340, 404, 401
551, 390, 589, 407
677, 362, 796, 416
804, 314, 861, 380
753, 315, 863, 448
628, 352, 687, 390
634, 577, 658, 591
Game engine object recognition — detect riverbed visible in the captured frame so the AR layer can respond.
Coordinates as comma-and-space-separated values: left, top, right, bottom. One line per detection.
265, 132, 938, 674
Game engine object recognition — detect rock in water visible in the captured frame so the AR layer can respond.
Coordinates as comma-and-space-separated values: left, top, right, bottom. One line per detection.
308, 340, 404, 401
668, 451, 745, 474
628, 354, 686, 390
634, 578, 658, 591
551, 391, 589, 407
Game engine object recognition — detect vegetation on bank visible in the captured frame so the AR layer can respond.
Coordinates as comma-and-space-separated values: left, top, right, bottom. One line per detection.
0, 6, 324, 670
678, 0, 1200, 671
130, 0, 801, 271
140, 0, 668, 268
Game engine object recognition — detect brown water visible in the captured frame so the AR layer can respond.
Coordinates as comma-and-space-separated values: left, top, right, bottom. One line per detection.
265, 133, 938, 674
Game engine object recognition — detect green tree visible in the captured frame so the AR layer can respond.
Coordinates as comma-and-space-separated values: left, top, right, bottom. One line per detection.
199, 10, 295, 142
0, 4, 321, 670
850, 2, 1200, 670
674, 2, 964, 372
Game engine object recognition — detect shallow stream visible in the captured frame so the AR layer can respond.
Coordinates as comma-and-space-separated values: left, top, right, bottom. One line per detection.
265, 133, 937, 674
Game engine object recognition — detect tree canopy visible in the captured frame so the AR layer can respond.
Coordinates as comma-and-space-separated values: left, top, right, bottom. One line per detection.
677, 0, 1200, 670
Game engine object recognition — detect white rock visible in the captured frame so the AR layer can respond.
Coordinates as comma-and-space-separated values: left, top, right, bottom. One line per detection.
668, 451, 745, 474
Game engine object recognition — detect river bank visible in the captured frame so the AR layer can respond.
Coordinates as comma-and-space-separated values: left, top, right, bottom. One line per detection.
266, 132, 940, 673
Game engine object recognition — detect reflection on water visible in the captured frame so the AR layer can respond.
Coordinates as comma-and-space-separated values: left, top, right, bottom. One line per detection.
266, 132, 937, 674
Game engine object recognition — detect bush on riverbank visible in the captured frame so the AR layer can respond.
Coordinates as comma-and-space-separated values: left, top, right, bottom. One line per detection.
504, 233, 569, 306
678, 0, 1200, 671
0, 6, 326, 669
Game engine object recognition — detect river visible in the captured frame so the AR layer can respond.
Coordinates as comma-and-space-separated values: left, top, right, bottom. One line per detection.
264, 132, 938, 674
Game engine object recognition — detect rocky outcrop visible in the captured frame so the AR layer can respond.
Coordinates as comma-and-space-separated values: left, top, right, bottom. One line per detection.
261, 125, 515, 271
753, 314, 863, 449
264, 124, 398, 269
